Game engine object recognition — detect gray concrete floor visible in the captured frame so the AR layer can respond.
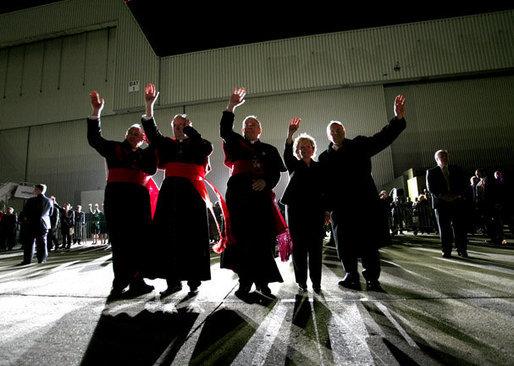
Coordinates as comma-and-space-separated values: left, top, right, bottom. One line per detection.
1, 233, 513, 366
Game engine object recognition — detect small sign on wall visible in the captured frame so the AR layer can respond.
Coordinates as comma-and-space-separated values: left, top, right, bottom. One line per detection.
128, 80, 140, 92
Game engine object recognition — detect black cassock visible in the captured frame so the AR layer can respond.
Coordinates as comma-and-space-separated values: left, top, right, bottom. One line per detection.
143, 118, 213, 282
219, 111, 286, 285
87, 117, 157, 290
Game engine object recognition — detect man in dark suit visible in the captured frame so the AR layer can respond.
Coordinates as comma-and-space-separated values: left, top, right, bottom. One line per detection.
19, 184, 54, 265
319, 95, 406, 292
426, 150, 469, 258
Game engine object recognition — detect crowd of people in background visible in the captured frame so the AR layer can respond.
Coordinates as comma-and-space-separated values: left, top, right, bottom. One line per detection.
0, 200, 108, 252
1, 169, 511, 257
380, 168, 513, 245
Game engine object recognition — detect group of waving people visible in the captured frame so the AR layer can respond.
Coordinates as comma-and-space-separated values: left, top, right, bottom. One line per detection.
87, 84, 406, 300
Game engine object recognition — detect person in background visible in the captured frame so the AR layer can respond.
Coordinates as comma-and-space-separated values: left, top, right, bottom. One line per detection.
426, 150, 469, 258
19, 184, 53, 265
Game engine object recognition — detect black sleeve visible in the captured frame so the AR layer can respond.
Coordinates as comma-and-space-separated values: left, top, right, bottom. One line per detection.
142, 117, 166, 145
358, 117, 406, 157
283, 141, 298, 174
87, 117, 115, 157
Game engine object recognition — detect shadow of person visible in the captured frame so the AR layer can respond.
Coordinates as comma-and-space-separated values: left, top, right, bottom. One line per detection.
80, 307, 199, 366
187, 308, 259, 365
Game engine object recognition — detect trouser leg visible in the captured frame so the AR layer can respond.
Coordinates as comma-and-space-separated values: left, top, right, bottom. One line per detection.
435, 208, 453, 254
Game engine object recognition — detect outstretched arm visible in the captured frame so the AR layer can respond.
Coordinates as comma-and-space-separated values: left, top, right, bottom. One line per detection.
87, 91, 110, 154
144, 83, 159, 118
141, 83, 163, 144
359, 94, 407, 157
221, 87, 247, 141
284, 118, 301, 173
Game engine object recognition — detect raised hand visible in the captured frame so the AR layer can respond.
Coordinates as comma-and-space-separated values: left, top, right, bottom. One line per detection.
145, 83, 159, 104
289, 117, 301, 134
227, 87, 246, 112
90, 91, 104, 117
394, 94, 406, 120
144, 83, 159, 117
287, 117, 301, 143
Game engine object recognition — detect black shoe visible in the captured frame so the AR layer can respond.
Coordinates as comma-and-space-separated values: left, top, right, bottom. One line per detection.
457, 250, 468, 258
366, 280, 384, 292
442, 252, 452, 258
298, 284, 308, 293
188, 281, 201, 294
17, 261, 30, 266
235, 289, 254, 303
338, 274, 361, 290
256, 284, 272, 296
128, 283, 154, 297
313, 286, 321, 294
160, 283, 182, 298
107, 287, 125, 300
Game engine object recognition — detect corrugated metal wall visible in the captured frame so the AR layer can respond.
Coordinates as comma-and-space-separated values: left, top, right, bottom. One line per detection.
159, 10, 514, 106
0, 0, 158, 127
0, 128, 29, 182
0, 28, 117, 129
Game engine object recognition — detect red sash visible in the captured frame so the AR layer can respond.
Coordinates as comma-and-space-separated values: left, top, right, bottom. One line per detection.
107, 168, 159, 219
163, 162, 233, 252
231, 160, 264, 176
222, 160, 292, 261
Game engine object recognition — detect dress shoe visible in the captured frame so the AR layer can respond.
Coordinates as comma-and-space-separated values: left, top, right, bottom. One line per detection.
128, 283, 154, 297
256, 284, 272, 296
188, 281, 201, 294
442, 252, 452, 258
298, 284, 308, 293
457, 250, 468, 258
338, 274, 361, 290
366, 280, 384, 292
107, 287, 125, 300
160, 283, 182, 298
17, 261, 30, 266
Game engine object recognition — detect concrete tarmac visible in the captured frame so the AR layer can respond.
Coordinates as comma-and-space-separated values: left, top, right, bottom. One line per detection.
1, 233, 513, 365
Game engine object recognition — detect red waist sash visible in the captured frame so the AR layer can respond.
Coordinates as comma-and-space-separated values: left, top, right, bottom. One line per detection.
224, 161, 292, 261
107, 168, 159, 219
231, 160, 264, 176
163, 162, 233, 251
